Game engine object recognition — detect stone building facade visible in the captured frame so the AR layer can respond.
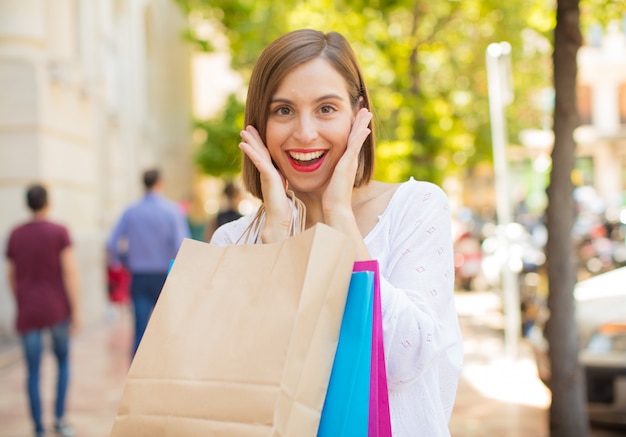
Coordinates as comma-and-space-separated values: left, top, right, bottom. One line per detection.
0, 0, 194, 343
492, 21, 626, 221
576, 21, 626, 207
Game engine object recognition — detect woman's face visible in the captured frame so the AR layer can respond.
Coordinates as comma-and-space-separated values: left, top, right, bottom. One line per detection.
265, 57, 357, 195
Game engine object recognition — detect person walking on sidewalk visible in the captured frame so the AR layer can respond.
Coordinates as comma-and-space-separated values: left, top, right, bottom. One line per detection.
5, 184, 81, 437
107, 168, 189, 357
203, 181, 244, 242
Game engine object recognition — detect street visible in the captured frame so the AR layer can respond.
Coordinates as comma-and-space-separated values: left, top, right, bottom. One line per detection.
0, 292, 624, 436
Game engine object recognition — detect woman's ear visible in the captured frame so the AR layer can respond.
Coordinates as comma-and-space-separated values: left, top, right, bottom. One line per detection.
353, 96, 365, 118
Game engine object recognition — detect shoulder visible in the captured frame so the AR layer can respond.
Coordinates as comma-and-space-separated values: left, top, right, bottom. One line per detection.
6, 223, 26, 250
13, 220, 68, 234
119, 200, 142, 217
46, 220, 69, 231
381, 179, 451, 232
397, 178, 448, 202
8, 222, 27, 237
151, 195, 185, 216
210, 213, 257, 246
45, 221, 71, 244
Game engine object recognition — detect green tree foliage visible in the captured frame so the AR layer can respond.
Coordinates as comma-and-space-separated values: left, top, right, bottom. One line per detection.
193, 94, 245, 177
580, 0, 626, 29
175, 0, 555, 186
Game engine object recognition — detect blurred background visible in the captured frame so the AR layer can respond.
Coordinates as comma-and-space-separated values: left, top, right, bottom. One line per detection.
1, 0, 626, 436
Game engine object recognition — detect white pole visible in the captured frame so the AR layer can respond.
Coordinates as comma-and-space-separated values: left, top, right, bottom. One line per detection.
486, 42, 521, 358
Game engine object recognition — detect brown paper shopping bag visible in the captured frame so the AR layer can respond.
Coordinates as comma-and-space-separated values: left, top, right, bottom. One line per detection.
110, 223, 356, 437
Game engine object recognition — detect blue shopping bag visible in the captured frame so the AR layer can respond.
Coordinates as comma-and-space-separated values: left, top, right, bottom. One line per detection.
317, 270, 374, 437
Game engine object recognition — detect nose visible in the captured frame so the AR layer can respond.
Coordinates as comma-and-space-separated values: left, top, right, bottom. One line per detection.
292, 114, 318, 144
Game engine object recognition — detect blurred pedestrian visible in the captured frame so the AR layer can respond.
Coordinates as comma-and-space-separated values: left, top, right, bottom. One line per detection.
5, 183, 80, 437
203, 181, 244, 241
107, 168, 189, 357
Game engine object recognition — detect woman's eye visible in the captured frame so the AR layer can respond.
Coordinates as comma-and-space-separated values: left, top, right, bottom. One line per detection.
320, 104, 336, 114
275, 106, 292, 116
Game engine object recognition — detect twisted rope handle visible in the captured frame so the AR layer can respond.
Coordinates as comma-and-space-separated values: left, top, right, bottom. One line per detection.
237, 190, 306, 244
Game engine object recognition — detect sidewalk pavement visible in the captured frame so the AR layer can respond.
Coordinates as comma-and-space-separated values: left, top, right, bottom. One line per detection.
0, 308, 132, 437
450, 291, 550, 437
0, 292, 620, 436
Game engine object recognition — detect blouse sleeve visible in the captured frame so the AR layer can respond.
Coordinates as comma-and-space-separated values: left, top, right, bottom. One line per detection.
377, 182, 463, 391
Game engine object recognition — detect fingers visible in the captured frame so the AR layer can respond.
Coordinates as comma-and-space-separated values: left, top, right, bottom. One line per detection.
239, 126, 272, 171
239, 126, 292, 243
337, 108, 372, 172
323, 109, 372, 210
240, 126, 285, 186
347, 108, 373, 153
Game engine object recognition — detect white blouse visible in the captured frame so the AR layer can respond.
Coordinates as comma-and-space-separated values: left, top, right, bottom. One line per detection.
210, 178, 463, 437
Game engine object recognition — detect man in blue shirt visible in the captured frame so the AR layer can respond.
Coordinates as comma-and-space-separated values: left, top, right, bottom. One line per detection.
107, 168, 190, 356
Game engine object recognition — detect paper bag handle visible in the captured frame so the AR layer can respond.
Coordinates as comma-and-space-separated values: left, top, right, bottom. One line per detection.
238, 190, 306, 244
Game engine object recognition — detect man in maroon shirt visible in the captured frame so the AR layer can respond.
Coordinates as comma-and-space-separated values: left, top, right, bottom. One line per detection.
5, 184, 81, 437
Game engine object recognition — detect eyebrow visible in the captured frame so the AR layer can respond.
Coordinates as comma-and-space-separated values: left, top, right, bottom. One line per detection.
269, 93, 346, 105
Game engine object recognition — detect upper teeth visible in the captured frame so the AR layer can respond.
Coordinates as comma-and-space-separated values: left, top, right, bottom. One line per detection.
289, 151, 324, 161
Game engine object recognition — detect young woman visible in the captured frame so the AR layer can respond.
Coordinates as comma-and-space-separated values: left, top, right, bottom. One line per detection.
210, 29, 463, 437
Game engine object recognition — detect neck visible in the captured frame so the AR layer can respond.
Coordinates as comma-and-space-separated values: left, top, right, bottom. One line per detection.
290, 190, 322, 228
32, 210, 48, 221
292, 185, 369, 229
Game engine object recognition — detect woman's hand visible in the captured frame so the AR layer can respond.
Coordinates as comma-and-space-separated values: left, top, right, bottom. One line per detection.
322, 108, 372, 222
322, 107, 373, 261
70, 312, 82, 335
239, 126, 293, 243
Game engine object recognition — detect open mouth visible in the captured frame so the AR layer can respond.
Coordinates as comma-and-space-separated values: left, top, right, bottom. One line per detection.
288, 150, 326, 166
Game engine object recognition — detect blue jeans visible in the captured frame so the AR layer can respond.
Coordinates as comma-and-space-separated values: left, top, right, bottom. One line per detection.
20, 319, 70, 434
130, 273, 167, 356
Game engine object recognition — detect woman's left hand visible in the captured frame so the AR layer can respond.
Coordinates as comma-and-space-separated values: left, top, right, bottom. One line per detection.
322, 107, 372, 221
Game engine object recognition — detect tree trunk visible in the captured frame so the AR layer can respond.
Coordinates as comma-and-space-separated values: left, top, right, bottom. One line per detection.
545, 0, 588, 436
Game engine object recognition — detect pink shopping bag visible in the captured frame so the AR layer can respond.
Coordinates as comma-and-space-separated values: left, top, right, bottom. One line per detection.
353, 260, 392, 437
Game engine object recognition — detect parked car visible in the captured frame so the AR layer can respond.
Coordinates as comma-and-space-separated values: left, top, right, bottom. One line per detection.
582, 319, 626, 427
529, 266, 626, 428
